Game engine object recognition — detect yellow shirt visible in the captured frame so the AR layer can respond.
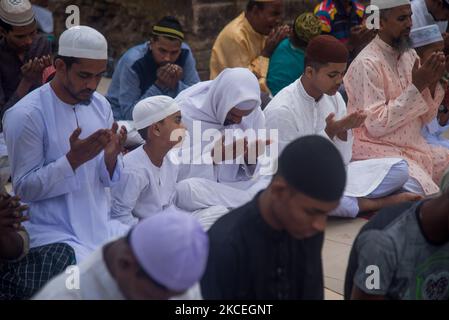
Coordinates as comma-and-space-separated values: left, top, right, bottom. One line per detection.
210, 12, 270, 93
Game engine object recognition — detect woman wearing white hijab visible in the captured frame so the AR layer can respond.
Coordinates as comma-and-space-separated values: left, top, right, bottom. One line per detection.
173, 68, 272, 213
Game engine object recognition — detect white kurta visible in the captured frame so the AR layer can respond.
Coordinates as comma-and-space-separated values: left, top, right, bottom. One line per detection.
3, 83, 130, 263
34, 247, 203, 300
110, 146, 179, 225
264, 78, 404, 198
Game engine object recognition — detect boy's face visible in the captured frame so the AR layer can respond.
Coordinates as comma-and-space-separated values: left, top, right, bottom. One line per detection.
306, 62, 347, 96
157, 111, 186, 148
270, 177, 339, 239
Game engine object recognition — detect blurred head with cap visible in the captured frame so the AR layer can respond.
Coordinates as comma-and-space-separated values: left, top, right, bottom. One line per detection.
290, 12, 321, 49
103, 208, 209, 300
0, 0, 37, 53
410, 24, 445, 63
52, 25, 108, 105
303, 35, 349, 98
133, 96, 185, 152
371, 0, 413, 53
259, 135, 346, 239
245, 0, 284, 35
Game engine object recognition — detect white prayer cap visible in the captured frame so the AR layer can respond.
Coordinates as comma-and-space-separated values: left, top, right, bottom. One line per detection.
0, 0, 35, 27
410, 25, 444, 48
58, 26, 108, 60
133, 96, 180, 130
370, 0, 410, 10
130, 207, 209, 292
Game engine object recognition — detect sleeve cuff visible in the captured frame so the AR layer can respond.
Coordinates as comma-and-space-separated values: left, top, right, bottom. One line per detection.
100, 153, 123, 187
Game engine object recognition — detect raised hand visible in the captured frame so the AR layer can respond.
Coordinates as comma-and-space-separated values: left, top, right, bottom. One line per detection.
413, 53, 447, 92
0, 194, 29, 231
244, 138, 272, 165
211, 136, 272, 165
104, 122, 127, 177
21, 55, 53, 85
325, 110, 367, 140
104, 122, 127, 159
66, 127, 111, 171
156, 64, 179, 90
262, 25, 291, 58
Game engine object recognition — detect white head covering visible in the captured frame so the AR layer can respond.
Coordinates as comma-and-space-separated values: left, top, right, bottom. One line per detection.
58, 26, 108, 60
130, 207, 209, 292
370, 0, 410, 10
0, 0, 34, 26
133, 96, 180, 130
410, 24, 444, 48
174, 68, 265, 182
176, 68, 261, 128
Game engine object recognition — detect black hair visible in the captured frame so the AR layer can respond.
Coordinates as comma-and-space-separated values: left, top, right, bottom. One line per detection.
157, 16, 183, 32
138, 128, 148, 141
152, 16, 184, 42
246, 0, 266, 12
277, 135, 346, 202
53, 55, 80, 69
291, 27, 308, 50
0, 19, 13, 32
304, 55, 327, 72
151, 34, 182, 43
137, 119, 165, 142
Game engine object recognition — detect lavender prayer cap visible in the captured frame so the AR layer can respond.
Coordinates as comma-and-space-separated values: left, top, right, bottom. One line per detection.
129, 208, 209, 292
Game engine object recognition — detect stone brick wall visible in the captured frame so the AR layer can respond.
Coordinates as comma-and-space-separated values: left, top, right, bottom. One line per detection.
44, 0, 320, 79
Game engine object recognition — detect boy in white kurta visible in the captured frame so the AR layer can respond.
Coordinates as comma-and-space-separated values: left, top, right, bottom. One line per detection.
264, 35, 422, 218
111, 96, 184, 225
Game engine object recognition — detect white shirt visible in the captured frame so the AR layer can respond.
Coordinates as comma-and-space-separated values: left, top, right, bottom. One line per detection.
34, 246, 203, 300
411, 0, 448, 32
34, 248, 125, 300
3, 84, 130, 263
110, 146, 179, 225
264, 78, 404, 197
264, 78, 353, 162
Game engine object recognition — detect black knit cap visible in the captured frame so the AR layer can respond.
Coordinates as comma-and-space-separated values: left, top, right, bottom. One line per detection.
278, 135, 347, 202
152, 16, 184, 41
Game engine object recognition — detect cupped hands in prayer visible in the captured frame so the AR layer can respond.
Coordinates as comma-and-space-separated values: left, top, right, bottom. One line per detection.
67, 123, 127, 171
21, 55, 52, 85
156, 63, 183, 90
412, 52, 447, 92
211, 136, 272, 165
0, 193, 29, 231
262, 25, 291, 58
325, 110, 367, 141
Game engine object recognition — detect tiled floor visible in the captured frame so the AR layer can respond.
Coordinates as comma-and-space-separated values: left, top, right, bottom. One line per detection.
323, 218, 367, 299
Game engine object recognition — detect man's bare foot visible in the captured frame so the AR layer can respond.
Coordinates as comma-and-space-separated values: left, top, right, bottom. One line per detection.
358, 192, 424, 213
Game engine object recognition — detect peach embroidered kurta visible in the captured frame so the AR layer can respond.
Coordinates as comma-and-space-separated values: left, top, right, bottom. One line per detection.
344, 36, 449, 195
